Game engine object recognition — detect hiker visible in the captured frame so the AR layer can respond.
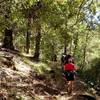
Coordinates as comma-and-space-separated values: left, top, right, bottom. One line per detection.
63, 55, 77, 95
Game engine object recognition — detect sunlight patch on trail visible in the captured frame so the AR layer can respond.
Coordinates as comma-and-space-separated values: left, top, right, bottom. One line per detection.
13, 57, 31, 76
56, 95, 72, 100
22, 58, 51, 74
0, 68, 28, 78
36, 95, 73, 100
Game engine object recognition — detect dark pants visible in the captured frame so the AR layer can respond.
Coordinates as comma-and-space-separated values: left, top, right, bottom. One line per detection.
64, 71, 75, 81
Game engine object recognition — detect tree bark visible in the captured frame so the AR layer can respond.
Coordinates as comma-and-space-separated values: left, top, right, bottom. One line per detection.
51, 43, 57, 61
64, 37, 67, 54
26, 18, 31, 54
26, 30, 30, 53
2, 28, 14, 50
33, 25, 41, 61
81, 32, 89, 70
51, 54, 57, 62
73, 32, 79, 56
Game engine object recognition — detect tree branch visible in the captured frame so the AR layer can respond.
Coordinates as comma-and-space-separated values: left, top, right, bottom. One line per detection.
70, 0, 87, 27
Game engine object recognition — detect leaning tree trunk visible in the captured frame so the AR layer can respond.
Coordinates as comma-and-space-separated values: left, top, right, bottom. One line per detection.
33, 25, 41, 61
2, 28, 14, 50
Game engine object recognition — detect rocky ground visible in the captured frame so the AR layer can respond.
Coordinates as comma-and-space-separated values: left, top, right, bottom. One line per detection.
0, 50, 99, 100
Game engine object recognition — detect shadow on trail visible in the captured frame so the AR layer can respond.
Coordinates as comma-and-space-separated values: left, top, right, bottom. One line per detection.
68, 94, 96, 100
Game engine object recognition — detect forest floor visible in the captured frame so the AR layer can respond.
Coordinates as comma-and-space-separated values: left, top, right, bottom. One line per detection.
0, 50, 100, 100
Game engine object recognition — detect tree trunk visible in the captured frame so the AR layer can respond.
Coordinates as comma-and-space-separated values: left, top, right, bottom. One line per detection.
33, 25, 41, 61
26, 18, 31, 54
51, 44, 57, 61
81, 32, 89, 70
26, 31, 30, 53
2, 28, 14, 50
64, 38, 67, 54
51, 54, 57, 62
73, 32, 79, 56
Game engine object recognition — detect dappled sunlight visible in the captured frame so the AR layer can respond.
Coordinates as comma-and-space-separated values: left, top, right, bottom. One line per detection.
15, 62, 31, 75
33, 62, 51, 74
22, 57, 51, 74
78, 80, 87, 86
0, 67, 29, 81
2, 68, 14, 77
56, 95, 72, 100
0, 0, 100, 99
0, 51, 99, 100
22, 53, 33, 57
13, 57, 31, 76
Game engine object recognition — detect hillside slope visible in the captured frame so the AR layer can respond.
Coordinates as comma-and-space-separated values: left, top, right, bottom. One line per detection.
0, 50, 99, 100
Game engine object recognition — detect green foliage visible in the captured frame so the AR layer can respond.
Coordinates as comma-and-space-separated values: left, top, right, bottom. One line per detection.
0, 1, 100, 94
79, 58, 100, 86
90, 58, 100, 82
0, 0, 100, 69
41, 26, 61, 60
22, 56, 50, 74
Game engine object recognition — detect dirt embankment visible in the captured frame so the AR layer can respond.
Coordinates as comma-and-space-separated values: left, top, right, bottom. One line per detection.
0, 50, 99, 100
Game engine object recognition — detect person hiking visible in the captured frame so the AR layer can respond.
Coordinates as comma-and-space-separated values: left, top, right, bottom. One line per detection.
63, 55, 77, 95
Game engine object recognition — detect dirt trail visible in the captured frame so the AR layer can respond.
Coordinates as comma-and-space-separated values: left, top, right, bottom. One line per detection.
0, 50, 99, 100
